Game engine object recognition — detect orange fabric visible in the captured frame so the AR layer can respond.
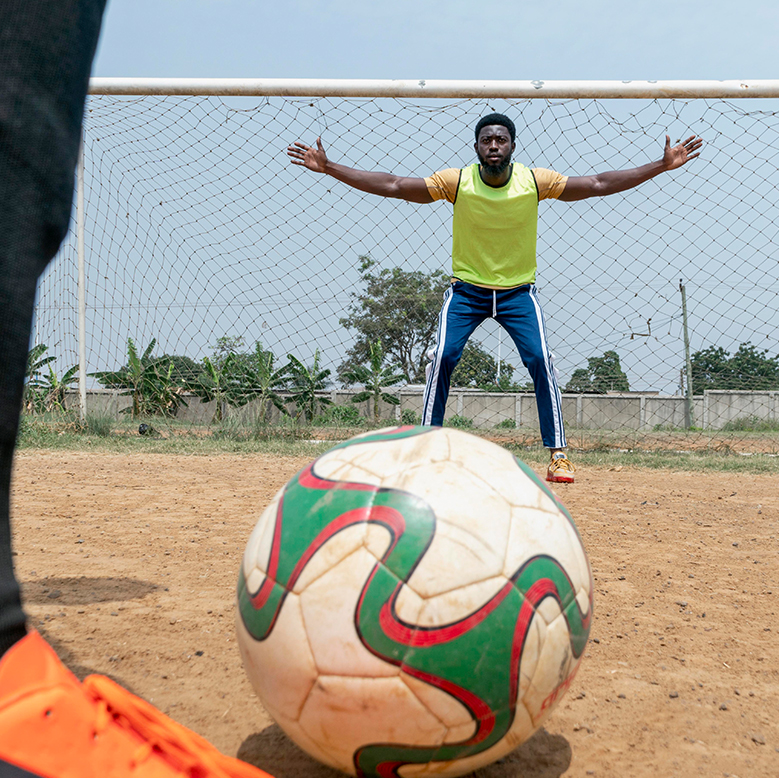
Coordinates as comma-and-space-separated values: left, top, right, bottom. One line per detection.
425, 166, 568, 203
0, 631, 273, 778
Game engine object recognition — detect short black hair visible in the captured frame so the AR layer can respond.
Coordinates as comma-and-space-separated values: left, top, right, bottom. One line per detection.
474, 113, 516, 144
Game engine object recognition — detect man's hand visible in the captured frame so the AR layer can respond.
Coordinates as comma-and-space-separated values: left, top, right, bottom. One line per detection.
283, 137, 434, 203
287, 137, 328, 173
662, 134, 703, 171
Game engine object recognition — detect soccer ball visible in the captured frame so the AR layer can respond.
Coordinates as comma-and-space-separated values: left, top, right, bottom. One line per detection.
236, 426, 592, 777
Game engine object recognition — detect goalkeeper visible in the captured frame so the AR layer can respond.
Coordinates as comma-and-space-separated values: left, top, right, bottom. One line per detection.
288, 114, 701, 483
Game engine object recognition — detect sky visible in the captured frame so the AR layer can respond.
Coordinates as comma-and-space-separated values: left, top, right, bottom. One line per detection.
92, 0, 779, 81
35, 0, 779, 397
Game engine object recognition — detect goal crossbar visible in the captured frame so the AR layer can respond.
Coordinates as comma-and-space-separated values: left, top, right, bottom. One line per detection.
89, 78, 779, 99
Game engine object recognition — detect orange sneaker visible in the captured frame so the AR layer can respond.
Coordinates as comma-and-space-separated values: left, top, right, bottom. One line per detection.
0, 630, 273, 778
546, 452, 575, 484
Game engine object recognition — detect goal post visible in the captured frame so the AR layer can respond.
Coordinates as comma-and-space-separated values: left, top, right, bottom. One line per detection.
31, 79, 779, 450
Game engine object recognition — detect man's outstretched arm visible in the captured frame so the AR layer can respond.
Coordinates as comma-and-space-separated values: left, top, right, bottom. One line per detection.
287, 137, 434, 204
558, 135, 703, 202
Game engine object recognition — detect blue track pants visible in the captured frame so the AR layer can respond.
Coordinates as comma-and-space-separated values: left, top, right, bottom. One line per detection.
421, 281, 567, 449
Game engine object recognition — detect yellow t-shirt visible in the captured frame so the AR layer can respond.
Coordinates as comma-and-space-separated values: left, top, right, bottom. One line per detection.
425, 167, 568, 203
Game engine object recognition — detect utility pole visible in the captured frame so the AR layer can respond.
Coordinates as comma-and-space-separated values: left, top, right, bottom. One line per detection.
680, 280, 694, 429
497, 328, 502, 383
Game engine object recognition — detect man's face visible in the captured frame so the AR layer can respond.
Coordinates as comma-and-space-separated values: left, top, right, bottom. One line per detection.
475, 125, 515, 178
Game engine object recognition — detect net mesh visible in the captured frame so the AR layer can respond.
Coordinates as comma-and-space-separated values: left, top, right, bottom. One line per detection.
32, 94, 779, 451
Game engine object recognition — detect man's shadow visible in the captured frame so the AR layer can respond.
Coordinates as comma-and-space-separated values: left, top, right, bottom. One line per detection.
237, 724, 571, 777
23, 575, 157, 692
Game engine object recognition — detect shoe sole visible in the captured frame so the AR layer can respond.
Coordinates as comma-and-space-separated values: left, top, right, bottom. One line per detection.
546, 475, 574, 484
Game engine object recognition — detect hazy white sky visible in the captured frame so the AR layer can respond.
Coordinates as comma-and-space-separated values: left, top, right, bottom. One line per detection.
50, 0, 777, 393
93, 0, 779, 80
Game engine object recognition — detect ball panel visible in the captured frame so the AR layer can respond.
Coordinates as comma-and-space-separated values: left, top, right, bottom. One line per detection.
241, 490, 282, 579
298, 676, 448, 773
516, 610, 546, 700
391, 464, 511, 599
397, 702, 534, 778
400, 671, 474, 730
245, 566, 265, 596
235, 591, 316, 723
292, 522, 367, 594
310, 457, 383, 488
504, 506, 587, 611
382, 576, 426, 626
299, 547, 403, 678
363, 521, 399, 564
325, 427, 452, 483
575, 586, 592, 620
522, 610, 578, 727
415, 575, 508, 627
260, 708, 344, 774
536, 595, 565, 627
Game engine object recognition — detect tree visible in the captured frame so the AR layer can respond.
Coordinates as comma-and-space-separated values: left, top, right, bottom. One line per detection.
565, 350, 629, 393
728, 343, 779, 390
451, 340, 517, 390
341, 340, 405, 424
152, 354, 203, 388
211, 335, 246, 370
690, 342, 779, 393
286, 350, 332, 423
339, 256, 449, 384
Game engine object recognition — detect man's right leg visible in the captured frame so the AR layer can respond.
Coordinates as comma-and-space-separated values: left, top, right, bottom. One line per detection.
422, 282, 488, 426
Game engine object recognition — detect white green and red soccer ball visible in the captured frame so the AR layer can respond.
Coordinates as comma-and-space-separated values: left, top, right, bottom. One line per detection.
236, 426, 592, 777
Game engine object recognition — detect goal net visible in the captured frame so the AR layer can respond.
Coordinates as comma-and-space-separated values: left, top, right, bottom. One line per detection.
32, 88, 779, 452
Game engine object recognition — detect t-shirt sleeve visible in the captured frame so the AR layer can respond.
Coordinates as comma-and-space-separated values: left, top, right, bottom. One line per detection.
532, 168, 568, 201
425, 168, 461, 203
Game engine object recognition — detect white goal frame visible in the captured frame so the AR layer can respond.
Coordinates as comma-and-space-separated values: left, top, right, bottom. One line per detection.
71, 78, 779, 421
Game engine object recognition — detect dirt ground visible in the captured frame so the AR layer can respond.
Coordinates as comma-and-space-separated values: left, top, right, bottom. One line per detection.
10, 450, 779, 778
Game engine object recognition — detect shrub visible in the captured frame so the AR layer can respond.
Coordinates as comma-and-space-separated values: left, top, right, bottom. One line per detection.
721, 416, 779, 432
313, 404, 365, 428
84, 412, 116, 437
445, 414, 473, 429
494, 418, 516, 429
401, 409, 421, 426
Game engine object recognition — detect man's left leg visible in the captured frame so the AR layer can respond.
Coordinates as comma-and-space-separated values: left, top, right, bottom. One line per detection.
495, 285, 574, 484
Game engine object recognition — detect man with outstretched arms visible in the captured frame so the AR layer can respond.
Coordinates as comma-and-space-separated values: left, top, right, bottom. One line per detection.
288, 114, 701, 483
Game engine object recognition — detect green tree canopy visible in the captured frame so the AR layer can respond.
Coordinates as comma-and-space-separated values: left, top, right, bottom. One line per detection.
451, 340, 518, 391
339, 256, 449, 384
690, 343, 779, 393
152, 354, 203, 388
565, 350, 630, 394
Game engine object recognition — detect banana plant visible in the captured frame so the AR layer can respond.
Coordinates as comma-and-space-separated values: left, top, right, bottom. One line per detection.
284, 350, 331, 423
24, 344, 57, 412
92, 338, 188, 418
193, 354, 235, 423
341, 339, 404, 424
230, 345, 290, 423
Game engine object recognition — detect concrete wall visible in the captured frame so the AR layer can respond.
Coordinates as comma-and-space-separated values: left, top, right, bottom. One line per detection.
65, 388, 779, 431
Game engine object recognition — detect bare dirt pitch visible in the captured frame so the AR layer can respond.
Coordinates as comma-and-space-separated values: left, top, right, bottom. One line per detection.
11, 451, 778, 778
